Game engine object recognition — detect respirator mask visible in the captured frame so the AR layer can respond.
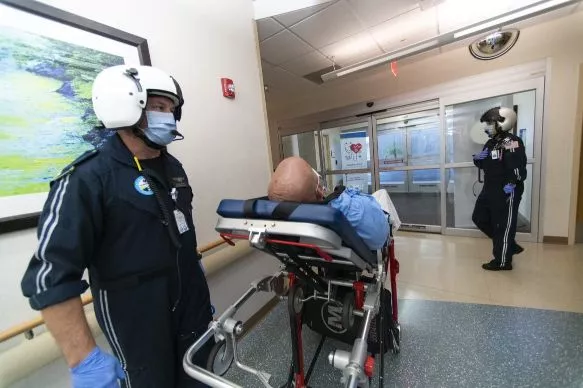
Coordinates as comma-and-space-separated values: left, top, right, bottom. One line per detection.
484, 123, 497, 138
141, 111, 183, 147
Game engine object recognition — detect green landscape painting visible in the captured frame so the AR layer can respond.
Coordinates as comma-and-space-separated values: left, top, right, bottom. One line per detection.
0, 25, 123, 197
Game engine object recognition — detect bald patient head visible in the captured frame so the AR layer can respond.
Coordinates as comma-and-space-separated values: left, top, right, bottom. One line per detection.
268, 157, 323, 202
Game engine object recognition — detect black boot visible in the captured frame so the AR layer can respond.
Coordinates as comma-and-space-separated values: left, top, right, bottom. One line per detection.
482, 260, 512, 271
513, 243, 524, 255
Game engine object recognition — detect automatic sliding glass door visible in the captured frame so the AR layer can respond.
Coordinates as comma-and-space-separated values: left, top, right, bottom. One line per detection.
374, 109, 442, 232
278, 77, 543, 242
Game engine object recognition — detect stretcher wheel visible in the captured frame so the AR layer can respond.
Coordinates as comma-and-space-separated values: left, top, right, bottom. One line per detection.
288, 284, 304, 314
342, 292, 355, 331
206, 339, 234, 376
390, 324, 401, 354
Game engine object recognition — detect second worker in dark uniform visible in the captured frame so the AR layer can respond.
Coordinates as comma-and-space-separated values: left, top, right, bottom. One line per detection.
472, 107, 527, 271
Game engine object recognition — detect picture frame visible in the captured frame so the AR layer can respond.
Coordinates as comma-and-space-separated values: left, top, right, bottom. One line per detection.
0, 0, 151, 234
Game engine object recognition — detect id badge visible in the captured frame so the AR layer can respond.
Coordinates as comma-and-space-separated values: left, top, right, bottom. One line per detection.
174, 209, 189, 234
491, 150, 499, 160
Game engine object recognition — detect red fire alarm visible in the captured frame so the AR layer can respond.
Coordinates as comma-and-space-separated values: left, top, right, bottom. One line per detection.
221, 78, 235, 99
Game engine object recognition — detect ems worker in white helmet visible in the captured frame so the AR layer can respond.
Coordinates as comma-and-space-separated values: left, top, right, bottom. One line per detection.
472, 107, 527, 271
21, 65, 214, 387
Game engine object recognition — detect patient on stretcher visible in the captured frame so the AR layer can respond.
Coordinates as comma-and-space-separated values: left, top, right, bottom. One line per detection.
268, 156, 389, 250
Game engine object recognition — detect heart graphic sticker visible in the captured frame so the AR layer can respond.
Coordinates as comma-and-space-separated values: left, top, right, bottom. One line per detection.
350, 143, 363, 154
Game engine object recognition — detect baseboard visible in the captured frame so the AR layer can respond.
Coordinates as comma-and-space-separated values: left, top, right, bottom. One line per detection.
543, 236, 569, 245
240, 296, 280, 337
576, 223, 583, 244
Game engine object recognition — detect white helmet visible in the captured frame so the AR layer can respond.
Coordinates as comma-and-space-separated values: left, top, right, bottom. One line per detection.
480, 107, 517, 132
92, 65, 184, 129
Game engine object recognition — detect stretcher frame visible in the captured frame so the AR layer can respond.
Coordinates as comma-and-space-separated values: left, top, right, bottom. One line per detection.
183, 216, 400, 388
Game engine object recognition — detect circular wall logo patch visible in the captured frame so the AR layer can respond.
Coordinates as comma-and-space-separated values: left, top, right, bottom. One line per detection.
321, 300, 347, 334
134, 176, 153, 196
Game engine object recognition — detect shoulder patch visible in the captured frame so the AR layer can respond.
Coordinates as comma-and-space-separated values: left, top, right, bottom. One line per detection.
52, 149, 99, 182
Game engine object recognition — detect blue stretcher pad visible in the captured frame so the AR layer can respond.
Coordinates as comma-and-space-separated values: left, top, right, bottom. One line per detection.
216, 199, 377, 266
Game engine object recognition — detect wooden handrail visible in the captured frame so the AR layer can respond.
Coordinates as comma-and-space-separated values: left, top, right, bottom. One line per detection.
0, 238, 228, 343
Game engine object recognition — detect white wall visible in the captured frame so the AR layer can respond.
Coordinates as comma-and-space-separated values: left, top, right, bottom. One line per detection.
268, 11, 583, 239
0, 0, 272, 354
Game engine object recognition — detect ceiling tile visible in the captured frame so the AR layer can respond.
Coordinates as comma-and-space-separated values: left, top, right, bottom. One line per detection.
507, 4, 579, 31
290, 1, 364, 49
346, 0, 419, 28
262, 66, 318, 92
274, 2, 332, 27
256, 18, 284, 41
320, 32, 383, 66
370, 7, 438, 52
261, 60, 274, 71
437, 0, 523, 33
260, 30, 314, 65
279, 51, 333, 76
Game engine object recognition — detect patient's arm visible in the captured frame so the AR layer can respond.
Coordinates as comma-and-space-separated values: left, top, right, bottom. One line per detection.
329, 188, 390, 250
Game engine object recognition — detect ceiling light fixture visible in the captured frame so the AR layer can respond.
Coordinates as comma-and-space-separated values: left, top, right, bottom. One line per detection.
321, 0, 578, 82
453, 0, 573, 38
330, 39, 440, 79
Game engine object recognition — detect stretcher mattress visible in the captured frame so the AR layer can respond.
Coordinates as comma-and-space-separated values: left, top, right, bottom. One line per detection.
216, 199, 377, 265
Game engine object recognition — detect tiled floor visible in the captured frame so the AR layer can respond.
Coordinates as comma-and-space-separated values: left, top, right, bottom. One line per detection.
224, 300, 583, 388
393, 233, 583, 313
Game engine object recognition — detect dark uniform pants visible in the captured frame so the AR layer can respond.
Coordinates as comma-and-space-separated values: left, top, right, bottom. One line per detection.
472, 184, 523, 266
92, 278, 213, 388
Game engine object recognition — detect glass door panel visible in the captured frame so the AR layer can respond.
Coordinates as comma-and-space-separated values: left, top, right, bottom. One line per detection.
379, 171, 408, 193
380, 169, 441, 226
408, 125, 440, 166
327, 173, 373, 194
377, 127, 406, 168
321, 120, 372, 193
443, 81, 541, 242
321, 122, 370, 172
375, 110, 441, 228
281, 131, 321, 171
445, 90, 536, 164
445, 165, 533, 233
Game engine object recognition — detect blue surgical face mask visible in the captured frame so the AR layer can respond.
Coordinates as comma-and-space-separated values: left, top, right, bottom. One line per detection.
142, 111, 179, 146
484, 124, 496, 137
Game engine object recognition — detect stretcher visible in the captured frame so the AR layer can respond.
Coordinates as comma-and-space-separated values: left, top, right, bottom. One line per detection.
183, 199, 400, 388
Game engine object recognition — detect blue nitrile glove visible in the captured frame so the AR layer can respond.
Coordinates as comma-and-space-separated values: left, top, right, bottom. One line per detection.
503, 183, 516, 194
473, 149, 489, 160
71, 347, 125, 388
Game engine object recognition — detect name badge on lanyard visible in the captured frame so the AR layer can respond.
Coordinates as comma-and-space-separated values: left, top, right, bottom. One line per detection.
491, 150, 499, 160
174, 209, 189, 234
170, 187, 189, 234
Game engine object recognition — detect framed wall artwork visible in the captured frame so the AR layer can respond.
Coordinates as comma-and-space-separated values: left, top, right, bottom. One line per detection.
0, 0, 151, 233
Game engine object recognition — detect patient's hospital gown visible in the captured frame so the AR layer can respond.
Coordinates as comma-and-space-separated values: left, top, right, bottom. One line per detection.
329, 188, 390, 250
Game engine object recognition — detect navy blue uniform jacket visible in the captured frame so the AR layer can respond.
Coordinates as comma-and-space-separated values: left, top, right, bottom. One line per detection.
21, 134, 212, 333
